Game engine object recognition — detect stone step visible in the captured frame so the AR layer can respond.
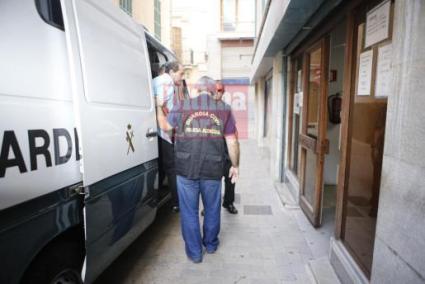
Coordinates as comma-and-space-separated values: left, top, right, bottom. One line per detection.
307, 256, 341, 284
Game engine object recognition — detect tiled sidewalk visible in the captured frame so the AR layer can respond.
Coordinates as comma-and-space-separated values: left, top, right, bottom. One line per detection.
96, 140, 334, 284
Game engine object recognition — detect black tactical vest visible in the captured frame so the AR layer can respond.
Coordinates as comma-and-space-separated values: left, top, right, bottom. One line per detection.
173, 93, 234, 180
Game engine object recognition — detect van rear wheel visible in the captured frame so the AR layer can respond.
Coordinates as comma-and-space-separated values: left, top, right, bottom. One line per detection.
22, 240, 84, 284
51, 268, 82, 284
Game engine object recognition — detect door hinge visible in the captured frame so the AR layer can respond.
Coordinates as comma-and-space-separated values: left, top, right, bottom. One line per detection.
69, 183, 86, 196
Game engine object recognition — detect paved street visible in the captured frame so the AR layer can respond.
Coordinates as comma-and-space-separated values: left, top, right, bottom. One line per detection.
96, 140, 336, 284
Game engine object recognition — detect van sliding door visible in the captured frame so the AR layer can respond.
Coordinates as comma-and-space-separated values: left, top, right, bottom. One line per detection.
60, 0, 159, 282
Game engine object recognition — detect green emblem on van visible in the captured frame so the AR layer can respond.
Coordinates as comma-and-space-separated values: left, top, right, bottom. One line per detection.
126, 124, 135, 154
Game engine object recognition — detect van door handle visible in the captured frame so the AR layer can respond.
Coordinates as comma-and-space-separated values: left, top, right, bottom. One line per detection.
146, 128, 157, 138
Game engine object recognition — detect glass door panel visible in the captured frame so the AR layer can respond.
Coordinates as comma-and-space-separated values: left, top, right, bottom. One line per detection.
306, 48, 321, 138
290, 58, 303, 176
340, 14, 390, 275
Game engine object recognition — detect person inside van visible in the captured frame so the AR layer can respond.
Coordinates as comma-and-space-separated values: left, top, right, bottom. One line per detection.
153, 61, 185, 213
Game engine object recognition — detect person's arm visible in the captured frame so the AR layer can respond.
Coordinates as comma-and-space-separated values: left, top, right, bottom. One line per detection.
156, 105, 173, 131
225, 134, 239, 168
154, 77, 173, 113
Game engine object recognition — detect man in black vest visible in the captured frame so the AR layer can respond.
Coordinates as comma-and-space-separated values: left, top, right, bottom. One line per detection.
156, 76, 240, 263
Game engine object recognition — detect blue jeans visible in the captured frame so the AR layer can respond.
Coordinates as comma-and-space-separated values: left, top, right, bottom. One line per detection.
176, 175, 221, 261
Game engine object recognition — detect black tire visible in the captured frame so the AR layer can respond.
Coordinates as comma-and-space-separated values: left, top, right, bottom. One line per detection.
21, 240, 84, 284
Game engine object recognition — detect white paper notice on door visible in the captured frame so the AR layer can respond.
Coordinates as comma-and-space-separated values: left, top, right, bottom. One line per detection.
365, 0, 391, 48
357, 50, 374, 96
375, 44, 393, 97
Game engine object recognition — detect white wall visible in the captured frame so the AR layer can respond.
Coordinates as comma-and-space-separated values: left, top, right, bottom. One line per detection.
253, 52, 284, 181
270, 52, 284, 181
206, 35, 222, 80
255, 79, 266, 147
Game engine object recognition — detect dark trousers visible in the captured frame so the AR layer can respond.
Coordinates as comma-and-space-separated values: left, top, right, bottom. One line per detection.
223, 160, 235, 206
158, 137, 178, 207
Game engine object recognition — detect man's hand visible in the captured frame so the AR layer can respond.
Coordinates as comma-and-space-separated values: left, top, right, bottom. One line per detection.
155, 97, 165, 108
225, 134, 239, 170
228, 166, 239, 184
156, 106, 172, 131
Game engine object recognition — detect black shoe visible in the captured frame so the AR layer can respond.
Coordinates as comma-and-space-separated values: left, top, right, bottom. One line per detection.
223, 203, 238, 214
172, 206, 179, 213
206, 248, 217, 254
188, 256, 202, 263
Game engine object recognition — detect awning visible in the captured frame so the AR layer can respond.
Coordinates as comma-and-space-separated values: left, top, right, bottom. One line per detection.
250, 0, 342, 83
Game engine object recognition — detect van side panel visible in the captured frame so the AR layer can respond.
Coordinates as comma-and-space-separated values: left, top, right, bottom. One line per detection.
61, 0, 158, 186
0, 0, 81, 210
84, 160, 158, 283
0, 1, 83, 283
0, 188, 83, 284
60, 0, 160, 282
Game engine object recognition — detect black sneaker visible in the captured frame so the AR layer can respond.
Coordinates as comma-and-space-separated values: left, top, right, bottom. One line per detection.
223, 203, 238, 214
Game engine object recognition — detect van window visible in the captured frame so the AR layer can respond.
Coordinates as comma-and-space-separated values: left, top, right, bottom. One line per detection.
147, 41, 169, 78
35, 0, 64, 31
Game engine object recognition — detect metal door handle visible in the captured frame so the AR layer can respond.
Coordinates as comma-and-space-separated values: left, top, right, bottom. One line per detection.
146, 128, 157, 138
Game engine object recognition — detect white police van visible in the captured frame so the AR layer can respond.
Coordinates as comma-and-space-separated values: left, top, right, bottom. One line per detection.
0, 0, 176, 283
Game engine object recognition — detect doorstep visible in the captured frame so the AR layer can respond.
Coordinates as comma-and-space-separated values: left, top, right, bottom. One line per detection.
274, 182, 299, 209
329, 238, 369, 284
306, 256, 341, 284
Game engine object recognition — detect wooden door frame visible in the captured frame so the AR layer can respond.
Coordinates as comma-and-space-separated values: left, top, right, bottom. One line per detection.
298, 37, 330, 227
286, 0, 366, 184
334, 11, 356, 240
287, 59, 295, 172
334, 0, 392, 240
285, 0, 383, 231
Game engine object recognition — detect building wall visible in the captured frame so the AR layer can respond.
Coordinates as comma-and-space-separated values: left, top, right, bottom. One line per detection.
221, 40, 254, 79
255, 0, 267, 37
171, 1, 219, 64
253, 52, 285, 181
255, 79, 266, 147
269, 52, 285, 181
371, 1, 425, 283
113, 0, 172, 48
251, 0, 289, 79
171, 26, 182, 61
206, 35, 222, 80
160, 0, 171, 48
132, 0, 154, 32
247, 85, 257, 139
